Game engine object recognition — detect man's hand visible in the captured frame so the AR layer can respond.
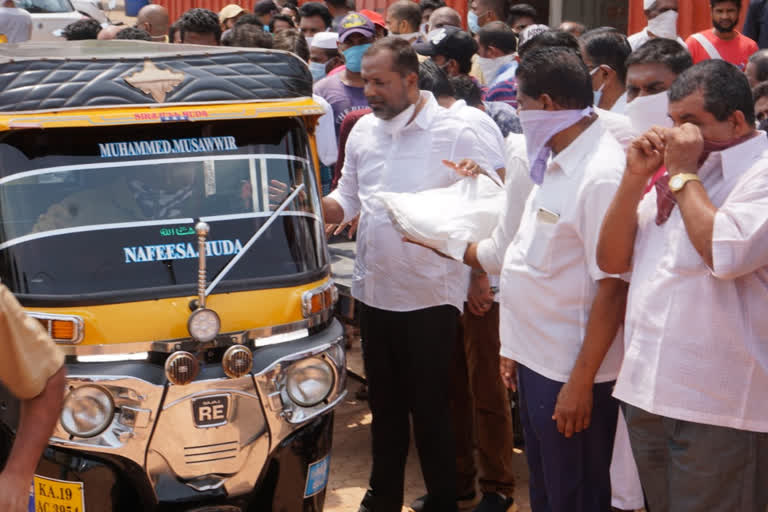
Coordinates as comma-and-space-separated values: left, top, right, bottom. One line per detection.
0, 471, 30, 512
552, 378, 593, 438
626, 127, 666, 179
500, 357, 517, 391
443, 159, 481, 177
663, 123, 704, 175
467, 272, 493, 317
325, 214, 359, 239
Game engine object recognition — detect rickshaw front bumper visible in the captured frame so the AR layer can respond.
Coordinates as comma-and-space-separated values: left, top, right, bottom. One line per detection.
35, 319, 345, 509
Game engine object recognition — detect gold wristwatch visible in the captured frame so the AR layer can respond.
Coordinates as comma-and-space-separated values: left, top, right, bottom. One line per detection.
668, 173, 701, 193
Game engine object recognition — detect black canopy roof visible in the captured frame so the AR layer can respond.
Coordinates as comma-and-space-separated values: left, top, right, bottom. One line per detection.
0, 41, 313, 112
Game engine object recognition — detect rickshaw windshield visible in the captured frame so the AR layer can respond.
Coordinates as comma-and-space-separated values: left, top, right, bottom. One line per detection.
0, 117, 327, 303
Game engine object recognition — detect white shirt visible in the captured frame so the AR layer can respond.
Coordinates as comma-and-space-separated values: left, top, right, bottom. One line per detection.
328, 91, 490, 312
614, 133, 768, 432
312, 95, 338, 167
610, 92, 628, 115
476, 133, 534, 276
498, 120, 626, 383
596, 108, 635, 150
627, 27, 687, 51
0, 6, 30, 43
448, 99, 506, 171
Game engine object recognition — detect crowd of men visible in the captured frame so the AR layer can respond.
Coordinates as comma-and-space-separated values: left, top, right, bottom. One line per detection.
0, 0, 767, 511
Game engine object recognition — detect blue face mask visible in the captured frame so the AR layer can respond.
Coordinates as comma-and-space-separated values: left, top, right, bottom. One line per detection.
309, 61, 327, 81
467, 11, 480, 34
342, 43, 372, 73
263, 25, 270, 32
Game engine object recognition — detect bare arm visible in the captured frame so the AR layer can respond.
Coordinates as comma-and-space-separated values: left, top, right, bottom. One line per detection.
0, 366, 66, 512
597, 130, 666, 274
553, 278, 628, 438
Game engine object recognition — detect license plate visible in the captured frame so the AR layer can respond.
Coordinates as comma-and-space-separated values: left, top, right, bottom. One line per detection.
29, 475, 85, 512
192, 394, 229, 427
304, 455, 330, 498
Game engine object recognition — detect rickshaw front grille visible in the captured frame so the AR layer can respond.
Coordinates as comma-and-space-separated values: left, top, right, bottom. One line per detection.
184, 440, 239, 465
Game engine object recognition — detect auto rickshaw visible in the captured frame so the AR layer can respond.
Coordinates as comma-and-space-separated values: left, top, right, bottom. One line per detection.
0, 41, 345, 511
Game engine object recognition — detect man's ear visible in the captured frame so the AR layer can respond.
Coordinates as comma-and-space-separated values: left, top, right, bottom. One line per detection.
447, 58, 459, 76
540, 93, 556, 111
729, 109, 750, 133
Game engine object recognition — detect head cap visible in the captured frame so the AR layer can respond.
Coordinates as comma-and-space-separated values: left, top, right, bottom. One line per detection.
338, 12, 376, 42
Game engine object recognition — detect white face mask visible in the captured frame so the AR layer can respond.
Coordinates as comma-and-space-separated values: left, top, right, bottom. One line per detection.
626, 91, 672, 135
419, 22, 429, 35
477, 54, 516, 83
590, 66, 607, 107
647, 9, 678, 40
518, 107, 594, 184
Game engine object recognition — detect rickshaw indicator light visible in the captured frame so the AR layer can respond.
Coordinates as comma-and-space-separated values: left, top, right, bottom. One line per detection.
285, 357, 335, 407
60, 385, 115, 438
28, 313, 84, 344
222, 345, 253, 378
301, 280, 338, 317
165, 351, 200, 386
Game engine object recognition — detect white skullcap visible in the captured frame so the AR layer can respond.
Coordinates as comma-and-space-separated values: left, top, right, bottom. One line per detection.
643, 0, 656, 9
311, 31, 338, 49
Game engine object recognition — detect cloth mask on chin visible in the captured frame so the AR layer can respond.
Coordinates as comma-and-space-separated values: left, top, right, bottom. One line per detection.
647, 10, 678, 40
477, 54, 516, 83
378, 101, 417, 135
626, 91, 672, 135
518, 107, 595, 185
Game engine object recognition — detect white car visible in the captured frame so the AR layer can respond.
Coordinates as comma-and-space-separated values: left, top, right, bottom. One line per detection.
15, 0, 109, 41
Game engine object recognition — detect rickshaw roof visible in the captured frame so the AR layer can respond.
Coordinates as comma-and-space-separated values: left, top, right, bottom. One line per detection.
0, 41, 313, 112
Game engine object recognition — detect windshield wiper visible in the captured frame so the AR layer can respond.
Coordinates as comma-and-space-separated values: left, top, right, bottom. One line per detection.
204, 183, 306, 297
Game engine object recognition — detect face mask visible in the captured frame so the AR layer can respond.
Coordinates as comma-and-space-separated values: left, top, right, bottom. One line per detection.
518, 107, 594, 184
477, 54, 516, 82
590, 66, 607, 107
393, 31, 421, 41
342, 43, 372, 73
309, 61, 327, 81
759, 118, 768, 132
698, 133, 754, 167
647, 9, 678, 40
626, 91, 671, 134
467, 11, 480, 34
305, 36, 313, 47
378, 100, 416, 132
263, 25, 270, 32
420, 22, 428, 35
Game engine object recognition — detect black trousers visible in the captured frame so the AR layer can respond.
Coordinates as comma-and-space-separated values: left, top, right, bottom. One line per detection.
359, 303, 459, 512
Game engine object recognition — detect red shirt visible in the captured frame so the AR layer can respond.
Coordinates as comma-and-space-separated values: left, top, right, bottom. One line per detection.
685, 29, 758, 71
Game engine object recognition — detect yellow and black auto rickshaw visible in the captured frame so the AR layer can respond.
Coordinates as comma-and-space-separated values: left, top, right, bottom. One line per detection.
0, 41, 345, 511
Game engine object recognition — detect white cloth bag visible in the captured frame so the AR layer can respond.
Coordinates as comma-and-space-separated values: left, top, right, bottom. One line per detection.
373, 174, 505, 260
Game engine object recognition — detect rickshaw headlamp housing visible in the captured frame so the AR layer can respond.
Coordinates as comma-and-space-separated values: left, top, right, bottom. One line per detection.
60, 385, 115, 438
222, 345, 253, 378
187, 308, 221, 342
285, 357, 335, 407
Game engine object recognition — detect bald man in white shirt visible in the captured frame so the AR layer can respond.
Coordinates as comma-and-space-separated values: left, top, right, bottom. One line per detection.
323, 38, 490, 512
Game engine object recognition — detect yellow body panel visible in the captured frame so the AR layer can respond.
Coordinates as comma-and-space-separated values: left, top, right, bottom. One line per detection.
25, 278, 328, 346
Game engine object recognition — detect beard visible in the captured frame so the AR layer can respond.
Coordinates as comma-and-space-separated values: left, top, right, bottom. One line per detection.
713, 18, 736, 32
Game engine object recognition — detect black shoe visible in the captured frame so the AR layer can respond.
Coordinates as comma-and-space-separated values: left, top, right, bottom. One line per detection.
472, 492, 515, 512
410, 491, 477, 512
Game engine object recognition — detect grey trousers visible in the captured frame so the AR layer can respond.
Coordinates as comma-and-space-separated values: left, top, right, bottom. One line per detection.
624, 404, 768, 512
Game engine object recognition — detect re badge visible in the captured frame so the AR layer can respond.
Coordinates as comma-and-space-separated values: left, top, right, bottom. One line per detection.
192, 395, 229, 427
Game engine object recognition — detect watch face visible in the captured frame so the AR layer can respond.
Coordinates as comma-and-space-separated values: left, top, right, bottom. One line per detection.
670, 175, 683, 189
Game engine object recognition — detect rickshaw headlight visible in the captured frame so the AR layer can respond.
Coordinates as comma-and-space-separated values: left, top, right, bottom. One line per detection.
187, 308, 221, 342
60, 385, 114, 438
222, 345, 253, 378
285, 357, 335, 407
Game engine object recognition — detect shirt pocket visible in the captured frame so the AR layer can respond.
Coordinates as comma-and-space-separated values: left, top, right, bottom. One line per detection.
523, 218, 558, 273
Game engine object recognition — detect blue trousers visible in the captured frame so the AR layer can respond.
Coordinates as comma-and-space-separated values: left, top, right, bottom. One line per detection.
517, 364, 618, 512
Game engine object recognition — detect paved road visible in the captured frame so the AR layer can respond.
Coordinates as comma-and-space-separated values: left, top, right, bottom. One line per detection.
324, 377, 532, 512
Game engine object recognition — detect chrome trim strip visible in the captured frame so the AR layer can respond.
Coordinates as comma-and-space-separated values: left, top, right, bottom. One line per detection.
57, 312, 332, 356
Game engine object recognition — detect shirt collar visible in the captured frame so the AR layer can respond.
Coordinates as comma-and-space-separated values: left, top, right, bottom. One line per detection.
548, 118, 604, 177
408, 90, 439, 131
448, 99, 466, 112
702, 132, 768, 183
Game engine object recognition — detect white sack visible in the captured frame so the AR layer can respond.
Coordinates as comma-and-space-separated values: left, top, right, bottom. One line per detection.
373, 174, 505, 260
